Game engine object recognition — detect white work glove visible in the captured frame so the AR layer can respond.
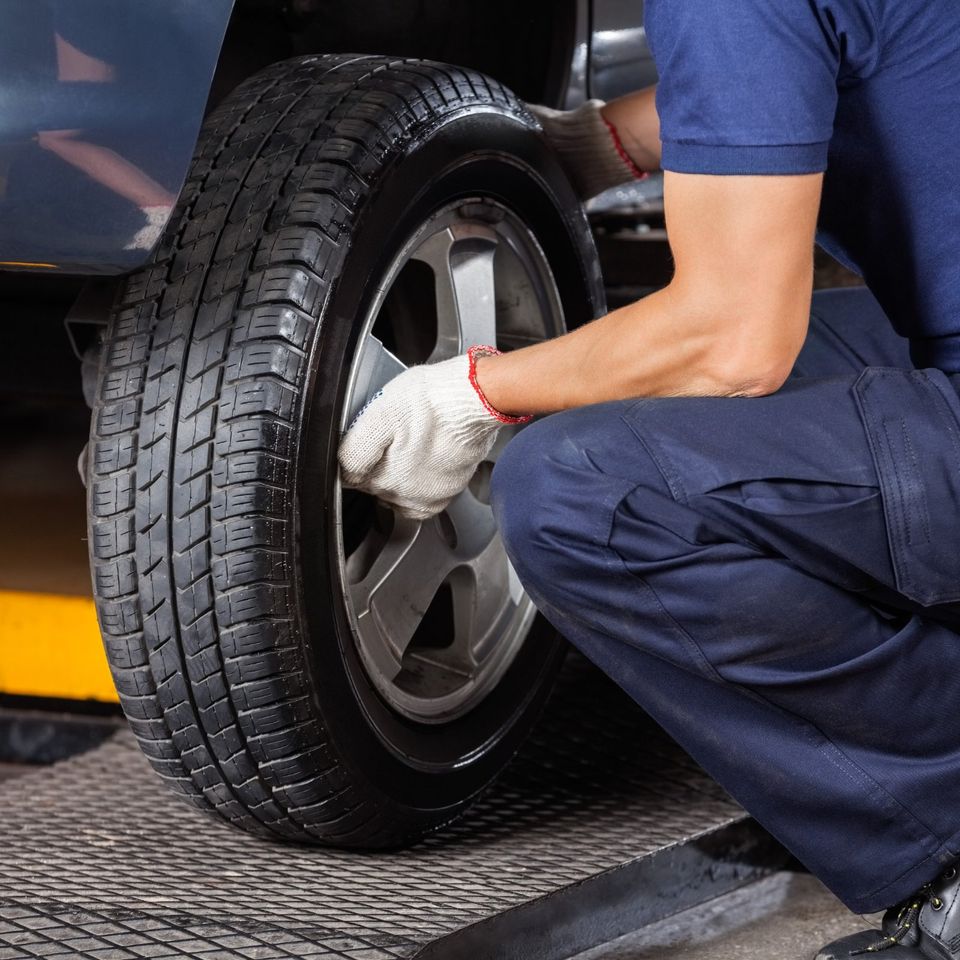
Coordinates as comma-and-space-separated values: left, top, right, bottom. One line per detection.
338, 346, 531, 521
527, 99, 645, 201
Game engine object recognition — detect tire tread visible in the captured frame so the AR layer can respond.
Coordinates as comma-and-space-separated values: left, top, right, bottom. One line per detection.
90, 54, 537, 845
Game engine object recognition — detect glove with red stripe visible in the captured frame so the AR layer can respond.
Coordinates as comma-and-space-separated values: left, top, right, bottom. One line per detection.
528, 99, 645, 200
338, 346, 530, 521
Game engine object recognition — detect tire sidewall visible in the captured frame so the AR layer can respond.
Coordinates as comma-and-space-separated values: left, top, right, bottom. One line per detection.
296, 107, 602, 811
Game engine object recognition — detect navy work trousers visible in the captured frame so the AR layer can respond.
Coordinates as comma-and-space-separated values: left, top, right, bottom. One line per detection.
491, 287, 960, 914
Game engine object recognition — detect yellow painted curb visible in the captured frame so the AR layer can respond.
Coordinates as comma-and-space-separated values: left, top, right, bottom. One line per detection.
0, 590, 118, 702
0, 261, 58, 269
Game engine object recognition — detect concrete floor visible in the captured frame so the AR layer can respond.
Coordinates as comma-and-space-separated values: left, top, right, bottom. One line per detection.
572, 872, 881, 960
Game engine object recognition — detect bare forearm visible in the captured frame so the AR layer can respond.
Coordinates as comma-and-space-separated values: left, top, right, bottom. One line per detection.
476, 172, 820, 416
475, 285, 791, 416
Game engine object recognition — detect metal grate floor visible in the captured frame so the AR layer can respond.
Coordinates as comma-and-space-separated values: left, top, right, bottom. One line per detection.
0, 657, 781, 960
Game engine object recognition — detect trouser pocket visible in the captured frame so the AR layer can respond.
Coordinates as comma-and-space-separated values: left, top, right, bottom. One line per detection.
854, 367, 960, 606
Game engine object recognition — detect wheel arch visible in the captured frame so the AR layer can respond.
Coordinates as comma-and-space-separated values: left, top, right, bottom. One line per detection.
213, 0, 583, 112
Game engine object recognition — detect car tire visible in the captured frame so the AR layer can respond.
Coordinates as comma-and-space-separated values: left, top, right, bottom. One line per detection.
88, 53, 604, 847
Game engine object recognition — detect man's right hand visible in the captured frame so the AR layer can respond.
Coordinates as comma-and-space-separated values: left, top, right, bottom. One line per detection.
338, 347, 529, 521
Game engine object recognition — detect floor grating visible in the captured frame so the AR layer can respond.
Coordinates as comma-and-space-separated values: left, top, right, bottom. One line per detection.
0, 657, 782, 960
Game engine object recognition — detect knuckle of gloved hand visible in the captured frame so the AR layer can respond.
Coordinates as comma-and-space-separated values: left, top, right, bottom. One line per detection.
337, 454, 364, 486
395, 499, 432, 521
345, 391, 384, 433
392, 365, 425, 396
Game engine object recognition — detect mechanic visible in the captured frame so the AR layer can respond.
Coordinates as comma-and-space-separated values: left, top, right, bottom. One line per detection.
339, 2, 960, 956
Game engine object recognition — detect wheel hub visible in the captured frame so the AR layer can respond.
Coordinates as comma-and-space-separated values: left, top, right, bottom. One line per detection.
335, 199, 564, 724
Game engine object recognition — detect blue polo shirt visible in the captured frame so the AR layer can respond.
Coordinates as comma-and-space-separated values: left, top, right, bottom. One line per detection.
645, 0, 960, 372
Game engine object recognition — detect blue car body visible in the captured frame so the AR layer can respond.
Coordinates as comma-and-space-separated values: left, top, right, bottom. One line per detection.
0, 0, 654, 276
0, 0, 233, 274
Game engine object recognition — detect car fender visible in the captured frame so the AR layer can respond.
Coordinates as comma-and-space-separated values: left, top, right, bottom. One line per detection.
0, 0, 234, 274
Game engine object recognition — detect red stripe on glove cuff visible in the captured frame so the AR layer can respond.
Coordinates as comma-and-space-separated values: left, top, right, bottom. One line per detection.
467, 346, 534, 425
602, 117, 648, 182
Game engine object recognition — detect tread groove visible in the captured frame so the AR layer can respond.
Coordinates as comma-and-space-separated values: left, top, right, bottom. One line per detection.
88, 53, 572, 849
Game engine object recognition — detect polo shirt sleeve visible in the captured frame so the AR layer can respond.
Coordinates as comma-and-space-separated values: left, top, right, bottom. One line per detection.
645, 0, 842, 175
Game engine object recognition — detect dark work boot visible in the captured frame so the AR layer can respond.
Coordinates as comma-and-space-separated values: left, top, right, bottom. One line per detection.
817, 865, 960, 958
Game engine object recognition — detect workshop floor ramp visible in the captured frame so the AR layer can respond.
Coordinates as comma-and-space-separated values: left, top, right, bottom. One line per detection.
0, 659, 781, 960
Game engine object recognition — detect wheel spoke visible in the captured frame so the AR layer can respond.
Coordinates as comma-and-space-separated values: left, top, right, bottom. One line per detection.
412, 225, 499, 360
436, 489, 515, 671
447, 536, 516, 671
449, 237, 498, 352
444, 487, 498, 561
349, 516, 459, 683
346, 333, 406, 425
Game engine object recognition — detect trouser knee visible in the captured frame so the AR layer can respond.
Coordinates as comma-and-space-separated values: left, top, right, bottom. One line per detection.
491, 403, 665, 603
